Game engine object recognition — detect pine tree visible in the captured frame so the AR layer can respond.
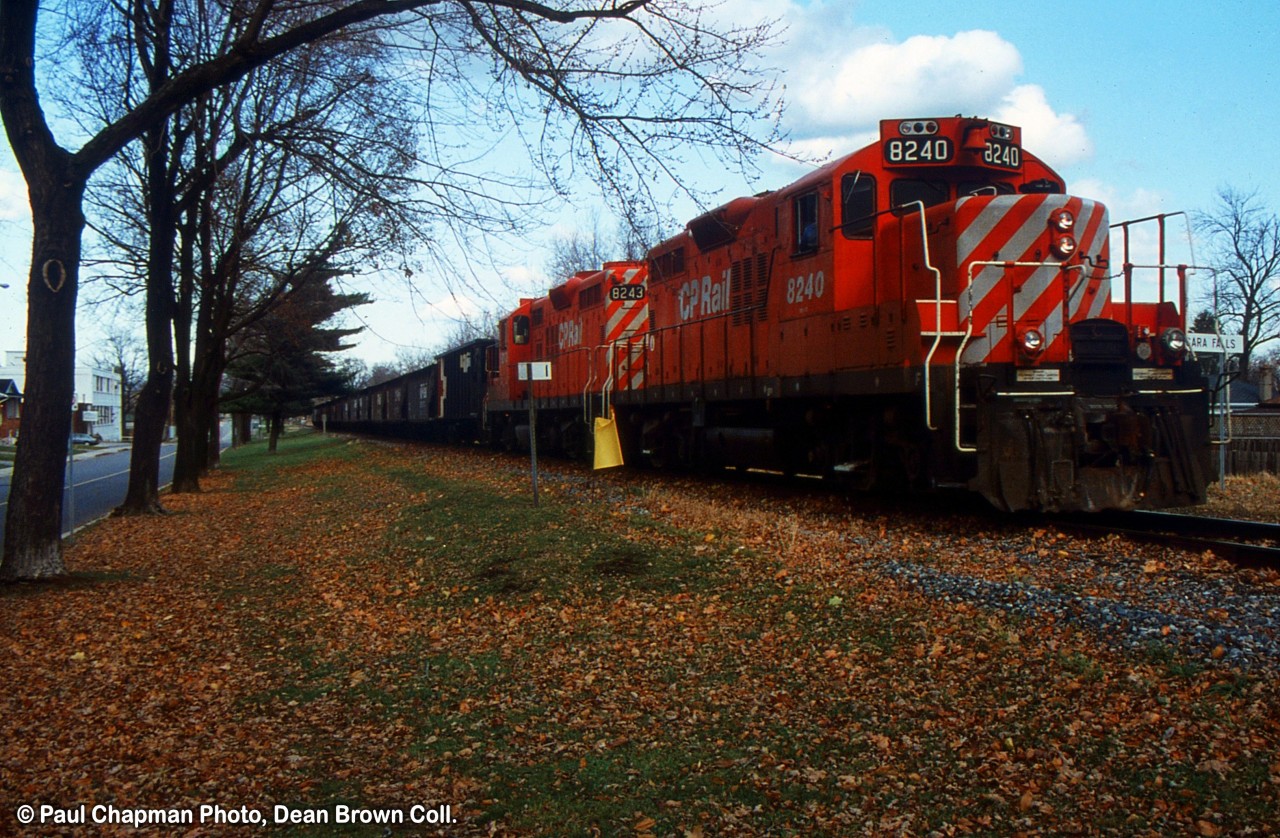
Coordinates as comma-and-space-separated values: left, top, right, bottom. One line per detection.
222, 277, 367, 452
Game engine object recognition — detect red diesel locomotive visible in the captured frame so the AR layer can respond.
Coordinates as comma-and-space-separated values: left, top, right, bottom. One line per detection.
483, 116, 1211, 512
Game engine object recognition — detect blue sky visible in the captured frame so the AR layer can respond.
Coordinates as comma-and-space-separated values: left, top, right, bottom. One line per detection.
1, 0, 1278, 364
825, 0, 1280, 214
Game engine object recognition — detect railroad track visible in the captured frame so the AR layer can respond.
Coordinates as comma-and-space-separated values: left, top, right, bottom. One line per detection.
384, 436, 1280, 572
1049, 510, 1280, 570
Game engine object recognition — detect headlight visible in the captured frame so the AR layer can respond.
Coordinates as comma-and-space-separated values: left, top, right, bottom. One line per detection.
1051, 234, 1077, 259
1160, 328, 1187, 357
1019, 328, 1045, 356
1051, 209, 1075, 231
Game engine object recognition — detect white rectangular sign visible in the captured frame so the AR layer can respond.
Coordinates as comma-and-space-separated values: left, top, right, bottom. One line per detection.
1187, 332, 1243, 354
517, 362, 552, 381
1016, 368, 1061, 382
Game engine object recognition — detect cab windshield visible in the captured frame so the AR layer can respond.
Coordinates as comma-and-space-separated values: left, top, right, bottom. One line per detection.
890, 179, 948, 214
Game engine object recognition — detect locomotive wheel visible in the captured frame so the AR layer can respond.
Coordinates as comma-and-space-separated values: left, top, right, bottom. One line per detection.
561, 419, 589, 461
873, 436, 931, 494
646, 436, 674, 469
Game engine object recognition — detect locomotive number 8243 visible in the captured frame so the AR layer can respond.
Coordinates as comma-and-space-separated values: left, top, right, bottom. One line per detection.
608, 284, 647, 301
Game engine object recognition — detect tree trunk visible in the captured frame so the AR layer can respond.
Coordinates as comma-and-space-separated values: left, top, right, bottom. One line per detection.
117, 122, 177, 514
171, 385, 201, 492
193, 348, 225, 470
268, 412, 283, 452
174, 389, 234, 484
172, 270, 224, 491
234, 413, 252, 445
170, 337, 202, 491
121, 369, 173, 514
171, 204, 200, 492
171, 366, 197, 491
1, 179, 85, 580
207, 412, 222, 467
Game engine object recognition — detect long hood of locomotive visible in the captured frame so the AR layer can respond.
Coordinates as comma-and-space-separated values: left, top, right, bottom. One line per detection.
954, 194, 1110, 365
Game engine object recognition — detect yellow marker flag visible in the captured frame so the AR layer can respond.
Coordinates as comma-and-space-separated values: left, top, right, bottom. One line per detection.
593, 416, 624, 469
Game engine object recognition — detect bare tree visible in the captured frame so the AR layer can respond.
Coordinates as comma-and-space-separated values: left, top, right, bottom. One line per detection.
616, 212, 665, 261
163, 34, 431, 496
545, 222, 613, 282
433, 308, 502, 354
546, 214, 663, 281
0, 0, 783, 579
390, 348, 437, 376
364, 363, 402, 387
1195, 188, 1280, 373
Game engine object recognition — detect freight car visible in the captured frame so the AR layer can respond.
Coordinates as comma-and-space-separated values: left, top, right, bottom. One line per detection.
315, 338, 491, 444
322, 116, 1214, 513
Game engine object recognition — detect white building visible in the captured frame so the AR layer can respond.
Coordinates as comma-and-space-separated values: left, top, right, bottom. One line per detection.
0, 349, 124, 442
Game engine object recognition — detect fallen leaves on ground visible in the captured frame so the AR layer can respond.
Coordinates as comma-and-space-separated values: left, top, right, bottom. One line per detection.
2, 435, 1278, 836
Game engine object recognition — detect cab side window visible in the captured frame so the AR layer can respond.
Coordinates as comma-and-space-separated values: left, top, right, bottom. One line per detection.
793, 192, 819, 254
512, 315, 530, 346
841, 173, 876, 238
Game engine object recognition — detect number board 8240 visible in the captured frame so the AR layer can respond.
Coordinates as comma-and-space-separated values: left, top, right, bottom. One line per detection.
884, 137, 953, 165
982, 139, 1022, 170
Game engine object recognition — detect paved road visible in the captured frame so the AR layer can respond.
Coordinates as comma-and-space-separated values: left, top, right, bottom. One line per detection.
0, 443, 178, 542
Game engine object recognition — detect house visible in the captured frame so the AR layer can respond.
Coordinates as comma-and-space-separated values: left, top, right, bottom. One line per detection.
0, 377, 19, 442
0, 349, 124, 442
1220, 373, 1280, 474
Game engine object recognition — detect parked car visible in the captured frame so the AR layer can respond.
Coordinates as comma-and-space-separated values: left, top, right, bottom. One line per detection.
70, 433, 101, 446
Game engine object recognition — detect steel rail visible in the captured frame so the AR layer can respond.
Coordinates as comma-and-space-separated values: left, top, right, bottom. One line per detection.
1048, 510, 1280, 570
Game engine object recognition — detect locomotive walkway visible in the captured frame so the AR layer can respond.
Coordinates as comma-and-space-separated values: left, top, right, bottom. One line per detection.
2, 431, 1277, 836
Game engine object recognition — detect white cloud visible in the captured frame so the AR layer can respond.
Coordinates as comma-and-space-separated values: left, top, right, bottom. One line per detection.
786, 30, 1022, 137
994, 85, 1092, 165
768, 130, 878, 174
760, 8, 1093, 168
1065, 177, 1202, 301
1069, 179, 1177, 221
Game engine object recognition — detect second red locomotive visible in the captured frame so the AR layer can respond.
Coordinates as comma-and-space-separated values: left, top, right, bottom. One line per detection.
323, 116, 1214, 513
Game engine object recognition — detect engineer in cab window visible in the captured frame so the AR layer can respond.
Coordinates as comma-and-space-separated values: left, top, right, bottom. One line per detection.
795, 192, 819, 254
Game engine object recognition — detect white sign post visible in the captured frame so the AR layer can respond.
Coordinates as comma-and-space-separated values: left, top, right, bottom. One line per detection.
519, 363, 552, 506
1187, 332, 1243, 355
66, 400, 77, 541
517, 362, 552, 382
1188, 332, 1243, 482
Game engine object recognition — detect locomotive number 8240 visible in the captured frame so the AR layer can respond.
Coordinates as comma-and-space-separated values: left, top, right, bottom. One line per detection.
884, 137, 953, 165
983, 140, 1022, 169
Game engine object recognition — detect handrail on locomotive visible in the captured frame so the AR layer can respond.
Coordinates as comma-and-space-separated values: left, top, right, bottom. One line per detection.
1111, 211, 1229, 445
952, 259, 1087, 454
